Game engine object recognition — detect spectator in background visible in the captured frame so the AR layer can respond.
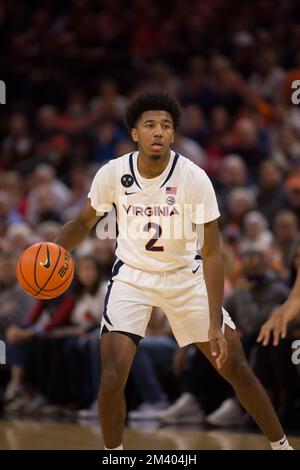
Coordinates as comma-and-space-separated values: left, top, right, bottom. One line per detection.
0, 191, 23, 238
62, 165, 91, 221
255, 240, 300, 421
205, 249, 290, 427
284, 174, 300, 219
36, 221, 62, 243
29, 185, 63, 226
1, 114, 34, 171
249, 49, 284, 102
205, 107, 232, 177
273, 211, 299, 272
272, 126, 300, 173
93, 118, 129, 165
26, 164, 71, 226
0, 172, 23, 214
223, 187, 255, 229
210, 56, 245, 117
180, 104, 209, 148
4, 295, 75, 411
5, 255, 106, 414
0, 251, 35, 341
6, 223, 35, 251
226, 117, 268, 180
225, 250, 289, 356
173, 129, 206, 167
215, 154, 249, 212
60, 255, 106, 415
240, 211, 273, 253
255, 160, 285, 226
90, 79, 128, 120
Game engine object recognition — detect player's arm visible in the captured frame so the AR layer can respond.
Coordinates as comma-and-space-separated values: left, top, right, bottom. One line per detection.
197, 219, 228, 369
54, 200, 100, 252
257, 266, 300, 346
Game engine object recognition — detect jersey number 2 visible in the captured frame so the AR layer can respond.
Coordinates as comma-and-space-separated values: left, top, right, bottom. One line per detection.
144, 222, 164, 252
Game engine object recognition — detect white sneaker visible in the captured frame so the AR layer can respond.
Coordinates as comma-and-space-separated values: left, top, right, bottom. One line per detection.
3, 382, 24, 402
4, 396, 29, 413
158, 393, 204, 424
22, 394, 48, 414
206, 398, 245, 427
127, 401, 169, 420
77, 400, 99, 419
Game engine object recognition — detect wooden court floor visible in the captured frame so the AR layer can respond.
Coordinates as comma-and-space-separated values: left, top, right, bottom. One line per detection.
0, 419, 299, 450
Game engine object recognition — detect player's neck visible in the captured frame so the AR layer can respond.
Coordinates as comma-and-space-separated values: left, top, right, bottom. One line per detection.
137, 150, 171, 179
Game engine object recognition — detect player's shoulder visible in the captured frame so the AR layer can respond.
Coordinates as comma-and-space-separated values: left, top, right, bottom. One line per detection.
103, 152, 132, 169
94, 152, 132, 176
178, 153, 210, 181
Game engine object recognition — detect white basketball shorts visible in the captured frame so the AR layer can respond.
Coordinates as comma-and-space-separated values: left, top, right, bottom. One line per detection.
101, 256, 235, 347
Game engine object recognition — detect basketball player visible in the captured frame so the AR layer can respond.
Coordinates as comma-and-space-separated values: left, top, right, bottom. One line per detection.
54, 93, 292, 450
258, 267, 300, 346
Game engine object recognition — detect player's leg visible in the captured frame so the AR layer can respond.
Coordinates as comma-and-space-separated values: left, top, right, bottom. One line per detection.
99, 331, 138, 449
98, 263, 154, 449
196, 325, 287, 444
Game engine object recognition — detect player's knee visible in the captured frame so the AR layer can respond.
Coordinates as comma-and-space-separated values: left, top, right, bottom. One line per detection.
100, 364, 125, 395
224, 354, 254, 385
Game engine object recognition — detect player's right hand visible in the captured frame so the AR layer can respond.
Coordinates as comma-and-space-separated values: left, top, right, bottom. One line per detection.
257, 307, 287, 347
208, 326, 228, 370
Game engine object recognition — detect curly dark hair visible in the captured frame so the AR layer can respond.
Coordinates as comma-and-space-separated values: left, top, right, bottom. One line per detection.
125, 92, 181, 131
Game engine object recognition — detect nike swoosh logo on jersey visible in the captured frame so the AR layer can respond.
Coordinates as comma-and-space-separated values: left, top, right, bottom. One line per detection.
192, 265, 200, 274
125, 190, 137, 195
280, 437, 287, 445
40, 245, 51, 269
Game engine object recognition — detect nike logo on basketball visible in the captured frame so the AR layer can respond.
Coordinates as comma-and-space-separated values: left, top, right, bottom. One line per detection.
40, 245, 51, 269
125, 190, 136, 195
192, 265, 200, 274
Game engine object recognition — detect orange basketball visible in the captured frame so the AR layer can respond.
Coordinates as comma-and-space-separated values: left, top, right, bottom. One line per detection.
17, 242, 74, 299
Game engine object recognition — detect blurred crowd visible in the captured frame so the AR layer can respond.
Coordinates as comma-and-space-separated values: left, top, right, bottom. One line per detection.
1, 0, 300, 429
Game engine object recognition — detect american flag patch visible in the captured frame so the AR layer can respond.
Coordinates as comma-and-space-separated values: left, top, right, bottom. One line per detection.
166, 187, 177, 194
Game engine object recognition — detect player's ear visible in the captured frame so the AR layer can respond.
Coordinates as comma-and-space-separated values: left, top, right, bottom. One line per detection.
131, 128, 138, 143
171, 130, 175, 143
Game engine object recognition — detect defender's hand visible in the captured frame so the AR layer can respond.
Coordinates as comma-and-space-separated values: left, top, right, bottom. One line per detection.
257, 308, 287, 347
208, 326, 228, 369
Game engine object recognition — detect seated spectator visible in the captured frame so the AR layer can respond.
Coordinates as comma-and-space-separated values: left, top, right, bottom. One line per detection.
253, 239, 300, 422
223, 187, 255, 229
0, 251, 35, 341
255, 160, 285, 226
4, 255, 106, 414
159, 249, 291, 428
215, 154, 249, 213
240, 211, 273, 253
205, 249, 290, 427
4, 295, 74, 410
60, 255, 106, 412
273, 210, 299, 272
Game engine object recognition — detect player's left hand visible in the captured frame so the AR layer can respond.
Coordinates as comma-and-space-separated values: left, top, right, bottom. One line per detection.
208, 326, 228, 370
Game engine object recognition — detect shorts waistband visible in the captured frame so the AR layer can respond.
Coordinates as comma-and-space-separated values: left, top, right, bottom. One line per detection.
114, 255, 203, 275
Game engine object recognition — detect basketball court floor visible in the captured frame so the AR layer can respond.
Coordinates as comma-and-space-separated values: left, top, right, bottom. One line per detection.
0, 419, 299, 450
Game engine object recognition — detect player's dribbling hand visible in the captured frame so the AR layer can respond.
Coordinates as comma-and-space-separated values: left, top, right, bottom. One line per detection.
257, 307, 287, 347
208, 326, 228, 370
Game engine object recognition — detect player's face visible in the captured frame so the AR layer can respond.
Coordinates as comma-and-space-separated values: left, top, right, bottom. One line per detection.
131, 110, 175, 160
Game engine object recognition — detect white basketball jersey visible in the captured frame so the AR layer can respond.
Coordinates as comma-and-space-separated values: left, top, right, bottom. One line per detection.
88, 151, 220, 271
